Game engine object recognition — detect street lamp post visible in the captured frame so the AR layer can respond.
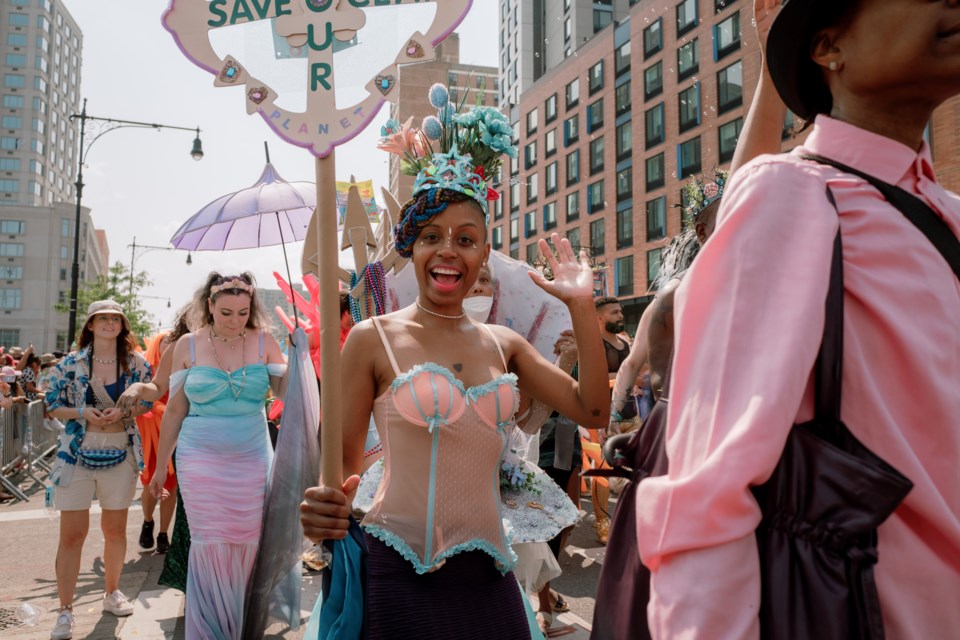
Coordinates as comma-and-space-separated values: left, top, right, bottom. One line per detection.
128, 236, 192, 297
67, 99, 203, 346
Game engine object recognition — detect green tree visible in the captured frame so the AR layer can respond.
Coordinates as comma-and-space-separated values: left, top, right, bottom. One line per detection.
56, 262, 155, 346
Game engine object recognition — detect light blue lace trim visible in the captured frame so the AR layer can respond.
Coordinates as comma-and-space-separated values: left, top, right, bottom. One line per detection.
464, 372, 519, 403
363, 524, 517, 576
391, 362, 467, 395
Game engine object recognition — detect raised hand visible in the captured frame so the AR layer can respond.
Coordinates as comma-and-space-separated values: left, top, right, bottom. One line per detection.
754, 0, 783, 54
529, 233, 594, 304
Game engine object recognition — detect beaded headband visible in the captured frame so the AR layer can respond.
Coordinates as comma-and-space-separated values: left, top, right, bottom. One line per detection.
210, 278, 254, 296
683, 168, 729, 222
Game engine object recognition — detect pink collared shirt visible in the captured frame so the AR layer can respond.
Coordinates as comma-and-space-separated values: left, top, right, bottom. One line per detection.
636, 116, 960, 639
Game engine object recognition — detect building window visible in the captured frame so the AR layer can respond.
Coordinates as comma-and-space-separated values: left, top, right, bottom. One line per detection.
677, 39, 699, 81
526, 243, 539, 265
567, 190, 580, 221
564, 16, 572, 41
567, 226, 581, 249
61, 218, 71, 237
678, 136, 702, 178
714, 12, 741, 60
566, 150, 581, 186
616, 168, 633, 203
587, 98, 604, 133
510, 182, 520, 212
645, 103, 665, 149
0, 329, 20, 348
524, 210, 537, 237
545, 129, 557, 157
589, 137, 605, 174
644, 62, 663, 100
590, 218, 606, 255
615, 41, 631, 76
60, 245, 68, 259
588, 180, 605, 214
0, 220, 24, 234
647, 248, 663, 289
643, 18, 663, 59
594, 7, 613, 32
545, 94, 558, 123
527, 108, 539, 135
0, 137, 17, 151
0, 264, 23, 280
494, 195, 504, 220
3, 75, 25, 89
0, 159, 20, 172
0, 179, 19, 193
679, 83, 701, 132
0, 242, 23, 257
510, 217, 519, 242
544, 201, 558, 230
646, 196, 666, 241
8, 34, 27, 46
616, 80, 632, 116
646, 153, 665, 190
676, 0, 698, 37
525, 141, 538, 169
0, 288, 20, 310
527, 173, 539, 203
8, 13, 29, 27
546, 162, 558, 195
491, 226, 503, 250
616, 254, 634, 295
2, 95, 23, 109
5, 54, 26, 67
718, 117, 744, 163
566, 78, 580, 109
564, 114, 580, 145
589, 61, 605, 95
718, 60, 744, 113
616, 122, 633, 160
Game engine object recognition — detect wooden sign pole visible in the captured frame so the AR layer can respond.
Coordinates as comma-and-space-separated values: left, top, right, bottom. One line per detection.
316, 151, 342, 489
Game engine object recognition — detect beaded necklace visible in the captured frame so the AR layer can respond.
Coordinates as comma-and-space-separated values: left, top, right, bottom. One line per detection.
208, 329, 246, 401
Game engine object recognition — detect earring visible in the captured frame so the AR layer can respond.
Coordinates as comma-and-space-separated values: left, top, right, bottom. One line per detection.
829, 61, 838, 71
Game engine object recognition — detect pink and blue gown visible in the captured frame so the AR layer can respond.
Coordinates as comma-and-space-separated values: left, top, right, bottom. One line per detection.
171, 335, 283, 639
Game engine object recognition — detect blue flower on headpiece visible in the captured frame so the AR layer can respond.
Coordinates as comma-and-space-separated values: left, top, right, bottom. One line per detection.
422, 115, 443, 141
380, 118, 400, 137
428, 83, 449, 109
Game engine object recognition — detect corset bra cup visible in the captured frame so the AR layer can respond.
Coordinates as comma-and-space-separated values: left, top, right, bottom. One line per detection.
389, 363, 519, 432
178, 365, 271, 416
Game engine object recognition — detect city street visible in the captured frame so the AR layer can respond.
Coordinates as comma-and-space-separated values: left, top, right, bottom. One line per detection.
0, 483, 607, 638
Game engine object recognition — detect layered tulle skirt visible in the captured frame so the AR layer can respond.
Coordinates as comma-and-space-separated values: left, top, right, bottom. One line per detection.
176, 412, 272, 639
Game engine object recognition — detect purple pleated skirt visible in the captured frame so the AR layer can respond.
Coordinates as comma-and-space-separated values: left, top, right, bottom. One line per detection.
365, 533, 531, 639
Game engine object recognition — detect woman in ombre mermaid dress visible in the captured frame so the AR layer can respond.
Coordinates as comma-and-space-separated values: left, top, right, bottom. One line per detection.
150, 272, 287, 639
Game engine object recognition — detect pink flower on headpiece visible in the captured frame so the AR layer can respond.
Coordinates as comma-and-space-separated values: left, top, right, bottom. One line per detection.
703, 183, 720, 199
377, 116, 428, 159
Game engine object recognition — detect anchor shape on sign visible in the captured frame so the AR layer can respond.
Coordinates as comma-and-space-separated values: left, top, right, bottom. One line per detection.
163, 0, 474, 158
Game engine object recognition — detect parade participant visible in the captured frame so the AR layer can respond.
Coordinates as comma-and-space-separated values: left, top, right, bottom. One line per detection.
44, 300, 153, 640
133, 331, 179, 554
120, 310, 194, 591
149, 273, 287, 639
301, 94, 608, 638
636, 0, 960, 637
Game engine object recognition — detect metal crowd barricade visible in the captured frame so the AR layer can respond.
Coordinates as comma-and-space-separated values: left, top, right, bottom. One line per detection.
0, 400, 56, 502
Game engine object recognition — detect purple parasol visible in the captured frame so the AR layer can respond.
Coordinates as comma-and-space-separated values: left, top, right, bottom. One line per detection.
170, 161, 314, 251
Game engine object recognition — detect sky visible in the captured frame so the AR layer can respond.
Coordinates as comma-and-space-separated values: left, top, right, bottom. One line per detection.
65, 1, 497, 329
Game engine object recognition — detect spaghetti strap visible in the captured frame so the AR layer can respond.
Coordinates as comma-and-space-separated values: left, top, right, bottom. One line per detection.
479, 324, 509, 372
189, 334, 197, 366
372, 317, 402, 377
258, 330, 265, 363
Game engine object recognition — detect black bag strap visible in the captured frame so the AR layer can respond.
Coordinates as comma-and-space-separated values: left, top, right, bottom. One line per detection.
803, 154, 960, 280
816, 202, 844, 426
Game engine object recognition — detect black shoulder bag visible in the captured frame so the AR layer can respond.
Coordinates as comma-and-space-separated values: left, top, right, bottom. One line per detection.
591, 158, 960, 640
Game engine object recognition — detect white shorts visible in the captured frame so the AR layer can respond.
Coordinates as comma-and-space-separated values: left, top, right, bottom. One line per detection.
54, 431, 138, 511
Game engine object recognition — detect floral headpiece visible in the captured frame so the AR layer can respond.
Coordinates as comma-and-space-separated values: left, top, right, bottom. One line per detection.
210, 278, 254, 296
682, 168, 729, 224
379, 82, 518, 218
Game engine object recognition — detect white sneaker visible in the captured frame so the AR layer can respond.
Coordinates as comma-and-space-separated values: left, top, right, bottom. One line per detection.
50, 609, 74, 640
102, 590, 135, 616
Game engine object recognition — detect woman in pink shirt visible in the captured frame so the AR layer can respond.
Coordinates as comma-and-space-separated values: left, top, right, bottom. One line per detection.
635, 1, 960, 638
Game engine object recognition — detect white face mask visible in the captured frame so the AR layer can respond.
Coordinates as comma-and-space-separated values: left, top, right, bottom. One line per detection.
462, 296, 494, 323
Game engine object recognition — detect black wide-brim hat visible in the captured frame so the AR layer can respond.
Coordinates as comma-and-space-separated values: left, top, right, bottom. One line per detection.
766, 0, 855, 121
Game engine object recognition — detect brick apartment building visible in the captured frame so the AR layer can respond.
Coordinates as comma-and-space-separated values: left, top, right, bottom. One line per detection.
387, 34, 498, 204
497, 0, 960, 330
